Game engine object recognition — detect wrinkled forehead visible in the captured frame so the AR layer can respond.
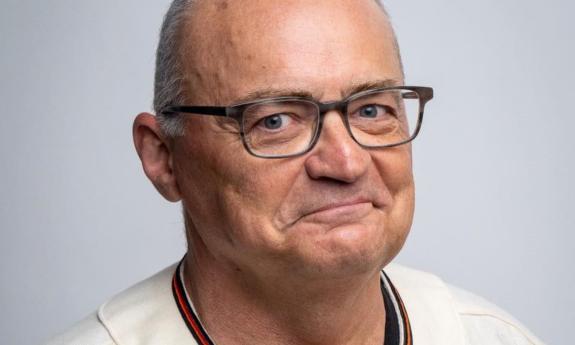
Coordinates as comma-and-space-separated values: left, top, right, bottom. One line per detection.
179, 0, 402, 104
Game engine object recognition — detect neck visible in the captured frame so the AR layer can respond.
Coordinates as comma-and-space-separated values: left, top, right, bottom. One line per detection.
183, 246, 386, 345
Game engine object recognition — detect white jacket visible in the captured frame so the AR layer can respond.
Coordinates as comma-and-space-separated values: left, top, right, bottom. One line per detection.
46, 263, 545, 345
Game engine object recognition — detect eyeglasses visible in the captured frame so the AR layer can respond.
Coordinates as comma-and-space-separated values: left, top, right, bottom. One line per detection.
161, 86, 433, 158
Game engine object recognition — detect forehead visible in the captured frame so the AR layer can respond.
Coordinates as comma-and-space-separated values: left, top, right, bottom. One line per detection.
181, 0, 402, 104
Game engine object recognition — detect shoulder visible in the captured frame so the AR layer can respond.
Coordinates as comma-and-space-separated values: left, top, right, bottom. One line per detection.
45, 312, 116, 345
45, 263, 197, 345
384, 263, 546, 345
447, 284, 546, 345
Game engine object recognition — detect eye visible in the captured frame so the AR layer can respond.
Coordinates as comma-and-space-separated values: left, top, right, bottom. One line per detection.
258, 113, 292, 130
358, 104, 389, 118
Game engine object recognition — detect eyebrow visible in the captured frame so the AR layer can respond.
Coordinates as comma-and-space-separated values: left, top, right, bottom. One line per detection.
233, 78, 402, 104
234, 88, 317, 104
342, 79, 402, 98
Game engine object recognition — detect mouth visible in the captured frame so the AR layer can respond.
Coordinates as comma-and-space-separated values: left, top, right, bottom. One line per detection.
313, 199, 373, 213
298, 199, 376, 225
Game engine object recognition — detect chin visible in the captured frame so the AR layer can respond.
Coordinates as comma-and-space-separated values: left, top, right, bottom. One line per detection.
287, 222, 396, 279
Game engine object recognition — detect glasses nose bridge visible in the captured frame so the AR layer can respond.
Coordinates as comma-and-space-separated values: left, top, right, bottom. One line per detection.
317, 100, 347, 119
308, 99, 356, 151
316, 99, 350, 132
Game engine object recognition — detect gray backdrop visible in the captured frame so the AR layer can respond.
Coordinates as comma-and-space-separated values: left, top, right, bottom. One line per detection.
1, 1, 573, 344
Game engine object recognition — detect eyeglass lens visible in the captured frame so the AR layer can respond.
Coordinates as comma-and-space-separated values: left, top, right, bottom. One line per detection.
242, 89, 421, 157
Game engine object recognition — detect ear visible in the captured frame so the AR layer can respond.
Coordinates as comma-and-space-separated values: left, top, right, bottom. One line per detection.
133, 113, 182, 202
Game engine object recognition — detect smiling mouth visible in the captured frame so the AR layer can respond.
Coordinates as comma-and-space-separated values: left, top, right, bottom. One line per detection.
299, 200, 375, 225
314, 200, 372, 213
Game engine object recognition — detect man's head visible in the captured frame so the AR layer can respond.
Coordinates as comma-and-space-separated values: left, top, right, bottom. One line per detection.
134, 0, 414, 282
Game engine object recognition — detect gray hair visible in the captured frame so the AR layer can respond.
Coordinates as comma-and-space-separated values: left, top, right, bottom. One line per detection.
154, 0, 193, 137
153, 0, 400, 137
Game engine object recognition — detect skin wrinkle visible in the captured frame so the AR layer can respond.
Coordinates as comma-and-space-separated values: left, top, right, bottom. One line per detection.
195, 0, 398, 302
182, 0, 401, 105
153, 0, 403, 137
139, 1, 413, 344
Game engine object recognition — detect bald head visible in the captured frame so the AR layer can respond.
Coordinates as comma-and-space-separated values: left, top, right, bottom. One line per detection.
154, 0, 403, 136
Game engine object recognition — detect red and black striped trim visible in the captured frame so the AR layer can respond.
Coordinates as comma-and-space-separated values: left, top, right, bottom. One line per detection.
382, 277, 401, 345
383, 271, 413, 345
172, 259, 412, 345
172, 260, 215, 345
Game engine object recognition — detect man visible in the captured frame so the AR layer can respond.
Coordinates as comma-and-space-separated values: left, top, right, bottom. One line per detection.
48, 0, 544, 344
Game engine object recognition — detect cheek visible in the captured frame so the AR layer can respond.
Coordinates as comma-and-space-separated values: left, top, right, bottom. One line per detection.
173, 131, 302, 251
220, 160, 305, 249
373, 146, 415, 243
372, 145, 414, 196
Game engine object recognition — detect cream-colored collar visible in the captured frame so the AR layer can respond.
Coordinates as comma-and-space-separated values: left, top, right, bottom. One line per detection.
97, 262, 466, 345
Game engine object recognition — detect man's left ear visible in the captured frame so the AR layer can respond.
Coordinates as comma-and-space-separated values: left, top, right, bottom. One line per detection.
133, 112, 182, 202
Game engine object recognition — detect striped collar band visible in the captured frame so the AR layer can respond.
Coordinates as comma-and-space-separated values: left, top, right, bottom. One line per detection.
172, 260, 413, 345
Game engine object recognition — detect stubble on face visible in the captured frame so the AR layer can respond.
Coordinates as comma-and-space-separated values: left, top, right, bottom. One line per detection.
172, 0, 414, 280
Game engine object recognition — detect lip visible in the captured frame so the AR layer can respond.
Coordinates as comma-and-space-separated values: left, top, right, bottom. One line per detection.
299, 198, 375, 224
312, 198, 373, 214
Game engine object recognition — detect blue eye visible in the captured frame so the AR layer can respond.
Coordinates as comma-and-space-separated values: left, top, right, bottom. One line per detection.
258, 114, 295, 131
263, 115, 284, 129
359, 105, 379, 118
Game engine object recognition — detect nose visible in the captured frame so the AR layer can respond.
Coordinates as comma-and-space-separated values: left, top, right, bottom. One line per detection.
304, 111, 371, 183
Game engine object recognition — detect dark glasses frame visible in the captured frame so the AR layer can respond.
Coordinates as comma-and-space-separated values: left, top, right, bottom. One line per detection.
161, 86, 434, 158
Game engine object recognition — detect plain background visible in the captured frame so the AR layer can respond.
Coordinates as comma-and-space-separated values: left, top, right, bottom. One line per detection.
1, 1, 573, 344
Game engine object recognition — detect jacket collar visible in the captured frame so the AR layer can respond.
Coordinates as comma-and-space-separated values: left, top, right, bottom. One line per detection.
98, 262, 466, 345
